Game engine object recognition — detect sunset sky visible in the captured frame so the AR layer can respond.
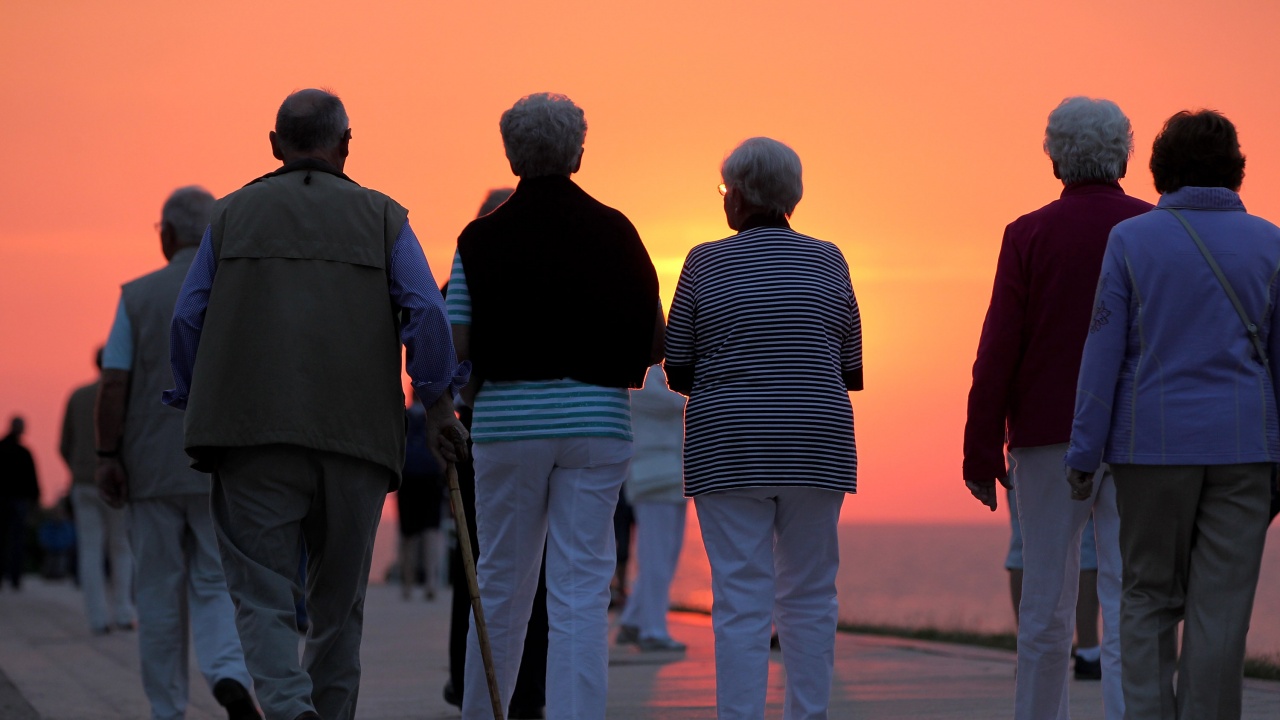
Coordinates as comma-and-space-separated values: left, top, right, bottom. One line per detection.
4, 2, 1280, 522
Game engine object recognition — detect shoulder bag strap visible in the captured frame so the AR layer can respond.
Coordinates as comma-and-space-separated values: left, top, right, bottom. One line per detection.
1164, 207, 1269, 367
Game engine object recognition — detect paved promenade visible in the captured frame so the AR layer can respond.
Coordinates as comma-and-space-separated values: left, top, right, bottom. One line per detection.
2, 578, 1279, 719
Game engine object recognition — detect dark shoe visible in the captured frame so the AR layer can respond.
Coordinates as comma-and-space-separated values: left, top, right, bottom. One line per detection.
508, 705, 546, 719
213, 678, 262, 720
1074, 653, 1102, 681
615, 624, 640, 646
292, 713, 320, 720
442, 679, 462, 708
114, 620, 137, 632
637, 636, 687, 652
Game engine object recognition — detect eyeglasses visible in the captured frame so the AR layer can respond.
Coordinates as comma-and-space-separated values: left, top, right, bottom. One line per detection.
717, 183, 728, 196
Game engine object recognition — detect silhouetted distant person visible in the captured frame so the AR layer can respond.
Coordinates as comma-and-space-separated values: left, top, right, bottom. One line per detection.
615, 364, 688, 652
448, 93, 661, 720
38, 494, 76, 579
0, 416, 39, 589
398, 390, 444, 601
61, 348, 135, 633
664, 137, 861, 719
442, 189, 551, 720
965, 97, 1150, 720
164, 88, 468, 720
97, 186, 259, 720
1068, 109, 1280, 720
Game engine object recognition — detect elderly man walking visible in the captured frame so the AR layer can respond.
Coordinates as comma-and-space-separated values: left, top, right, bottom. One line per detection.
963, 97, 1152, 720
96, 187, 258, 720
164, 88, 468, 720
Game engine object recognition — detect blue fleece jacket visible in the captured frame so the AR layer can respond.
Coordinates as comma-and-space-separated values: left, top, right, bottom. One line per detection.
1066, 187, 1280, 472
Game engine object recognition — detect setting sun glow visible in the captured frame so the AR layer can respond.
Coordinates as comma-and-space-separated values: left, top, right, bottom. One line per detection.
4, 2, 1280, 523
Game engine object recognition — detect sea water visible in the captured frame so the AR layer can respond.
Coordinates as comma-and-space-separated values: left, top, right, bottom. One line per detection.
375, 507, 1280, 659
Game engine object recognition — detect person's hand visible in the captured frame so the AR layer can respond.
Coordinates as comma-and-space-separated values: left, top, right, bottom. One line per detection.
966, 478, 1000, 512
96, 457, 129, 509
427, 414, 470, 467
1067, 467, 1094, 501
423, 390, 470, 467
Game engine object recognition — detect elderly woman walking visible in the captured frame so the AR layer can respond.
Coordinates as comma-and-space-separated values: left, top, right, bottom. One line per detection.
964, 97, 1151, 720
1066, 110, 1280, 720
665, 137, 862, 719
447, 93, 661, 720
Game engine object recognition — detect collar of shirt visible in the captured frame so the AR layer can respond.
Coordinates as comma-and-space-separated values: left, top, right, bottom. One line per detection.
1059, 179, 1125, 198
1157, 186, 1246, 212
247, 158, 355, 188
170, 245, 200, 265
738, 213, 791, 232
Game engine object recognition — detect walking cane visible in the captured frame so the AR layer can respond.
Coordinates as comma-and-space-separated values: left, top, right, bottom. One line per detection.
446, 459, 506, 720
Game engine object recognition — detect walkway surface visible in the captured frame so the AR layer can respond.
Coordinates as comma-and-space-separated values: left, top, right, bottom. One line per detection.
2, 578, 1279, 719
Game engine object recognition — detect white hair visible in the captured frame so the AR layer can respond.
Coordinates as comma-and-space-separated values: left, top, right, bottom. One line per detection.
500, 93, 587, 178
1043, 97, 1134, 184
721, 137, 804, 216
162, 186, 215, 247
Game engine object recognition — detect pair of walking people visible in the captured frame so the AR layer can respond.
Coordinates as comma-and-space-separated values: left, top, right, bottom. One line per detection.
449, 98, 863, 720
967, 97, 1280, 720
100, 88, 466, 720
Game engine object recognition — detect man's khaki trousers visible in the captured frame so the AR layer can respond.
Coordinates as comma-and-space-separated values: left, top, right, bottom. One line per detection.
211, 445, 389, 720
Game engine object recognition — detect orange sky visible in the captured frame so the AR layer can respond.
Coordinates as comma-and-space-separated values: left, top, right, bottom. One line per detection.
4, 2, 1280, 522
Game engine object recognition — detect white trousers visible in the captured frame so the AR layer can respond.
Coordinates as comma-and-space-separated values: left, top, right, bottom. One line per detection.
1011, 444, 1123, 720
463, 437, 631, 720
618, 500, 688, 641
695, 486, 844, 720
131, 495, 252, 720
71, 484, 135, 631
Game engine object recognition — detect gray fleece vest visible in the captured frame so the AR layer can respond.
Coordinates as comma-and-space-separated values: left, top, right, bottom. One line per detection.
183, 168, 410, 481
121, 247, 209, 498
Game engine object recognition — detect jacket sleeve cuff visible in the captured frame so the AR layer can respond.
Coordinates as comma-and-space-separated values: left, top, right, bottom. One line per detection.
664, 364, 694, 396
413, 361, 473, 406
962, 454, 1008, 484
161, 389, 188, 411
1063, 445, 1100, 474
844, 367, 863, 391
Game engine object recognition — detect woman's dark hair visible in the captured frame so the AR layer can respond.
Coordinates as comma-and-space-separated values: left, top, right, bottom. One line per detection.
1150, 110, 1245, 194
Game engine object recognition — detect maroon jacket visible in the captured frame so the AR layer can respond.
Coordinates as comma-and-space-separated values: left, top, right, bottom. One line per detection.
963, 181, 1152, 484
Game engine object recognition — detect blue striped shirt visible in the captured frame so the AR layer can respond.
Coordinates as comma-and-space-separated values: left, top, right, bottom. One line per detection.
447, 250, 632, 443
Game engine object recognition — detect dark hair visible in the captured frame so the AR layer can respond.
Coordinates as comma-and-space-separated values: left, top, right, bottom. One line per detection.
95, 347, 103, 371
1150, 110, 1245, 194
275, 89, 348, 153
